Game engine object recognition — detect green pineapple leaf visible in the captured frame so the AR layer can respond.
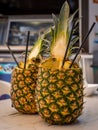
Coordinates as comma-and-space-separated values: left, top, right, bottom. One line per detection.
28, 36, 43, 60
50, 1, 70, 66
58, 1, 70, 35
28, 28, 52, 60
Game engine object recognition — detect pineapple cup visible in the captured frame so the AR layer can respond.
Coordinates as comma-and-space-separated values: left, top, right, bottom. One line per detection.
35, 66, 84, 124
10, 59, 39, 114
10, 16, 50, 114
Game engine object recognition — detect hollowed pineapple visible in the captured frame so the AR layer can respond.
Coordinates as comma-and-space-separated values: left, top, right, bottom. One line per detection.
11, 58, 40, 114
10, 30, 49, 114
35, 1, 84, 124
36, 65, 83, 124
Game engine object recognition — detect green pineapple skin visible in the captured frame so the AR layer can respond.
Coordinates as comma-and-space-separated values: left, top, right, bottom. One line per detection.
10, 59, 39, 114
35, 67, 83, 125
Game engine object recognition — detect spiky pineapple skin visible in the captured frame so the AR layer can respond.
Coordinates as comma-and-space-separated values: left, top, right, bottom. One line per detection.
10, 59, 39, 114
35, 67, 83, 124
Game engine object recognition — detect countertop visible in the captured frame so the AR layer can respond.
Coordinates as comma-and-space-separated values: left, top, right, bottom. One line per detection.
0, 95, 98, 130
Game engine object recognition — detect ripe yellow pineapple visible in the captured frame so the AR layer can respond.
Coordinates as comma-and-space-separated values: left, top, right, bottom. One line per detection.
35, 1, 84, 124
11, 58, 40, 114
10, 31, 49, 114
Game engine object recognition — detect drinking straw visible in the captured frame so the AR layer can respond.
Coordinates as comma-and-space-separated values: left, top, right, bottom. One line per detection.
6, 43, 19, 67
62, 20, 76, 68
69, 22, 96, 68
24, 31, 30, 69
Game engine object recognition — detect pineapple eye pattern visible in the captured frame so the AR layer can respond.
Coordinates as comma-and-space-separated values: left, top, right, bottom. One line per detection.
10, 64, 38, 114
36, 68, 83, 124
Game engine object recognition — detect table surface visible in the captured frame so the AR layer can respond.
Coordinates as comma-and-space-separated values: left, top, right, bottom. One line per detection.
0, 95, 98, 130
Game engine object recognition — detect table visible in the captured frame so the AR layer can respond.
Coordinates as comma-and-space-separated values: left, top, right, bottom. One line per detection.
0, 95, 98, 130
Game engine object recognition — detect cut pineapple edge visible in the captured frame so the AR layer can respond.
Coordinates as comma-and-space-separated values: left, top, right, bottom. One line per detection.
40, 57, 79, 70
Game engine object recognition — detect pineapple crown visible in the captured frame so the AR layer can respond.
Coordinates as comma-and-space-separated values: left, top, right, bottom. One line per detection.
28, 28, 52, 60
28, 1, 79, 65
50, 1, 79, 62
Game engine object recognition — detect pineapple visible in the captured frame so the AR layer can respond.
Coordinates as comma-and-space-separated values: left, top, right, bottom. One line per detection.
35, 1, 84, 124
10, 30, 50, 114
11, 58, 39, 114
